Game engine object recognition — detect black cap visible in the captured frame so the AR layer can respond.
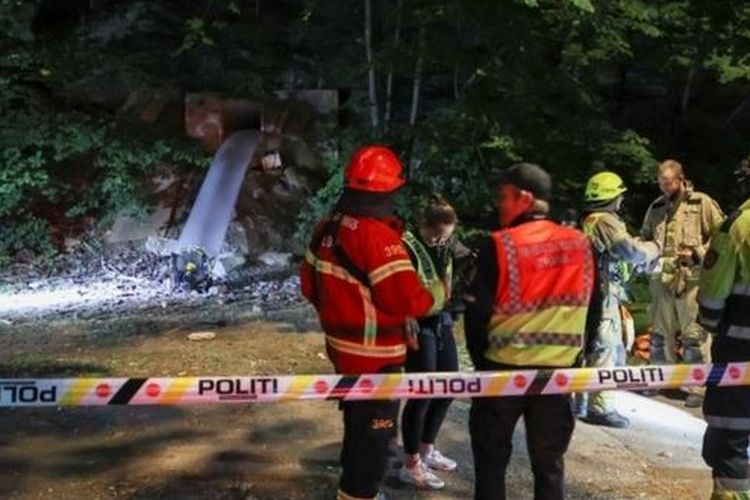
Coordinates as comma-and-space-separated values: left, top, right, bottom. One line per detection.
499, 162, 552, 202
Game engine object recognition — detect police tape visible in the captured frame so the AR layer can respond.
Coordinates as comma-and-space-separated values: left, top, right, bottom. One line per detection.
1, 362, 748, 407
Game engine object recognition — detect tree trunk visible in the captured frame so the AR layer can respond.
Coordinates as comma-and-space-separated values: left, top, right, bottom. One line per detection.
453, 61, 460, 101
453, 10, 462, 101
723, 95, 750, 129
409, 27, 425, 127
405, 27, 426, 173
384, 0, 403, 130
364, 0, 379, 129
680, 65, 697, 122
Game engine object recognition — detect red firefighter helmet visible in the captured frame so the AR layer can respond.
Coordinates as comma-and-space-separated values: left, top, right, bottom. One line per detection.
344, 145, 406, 192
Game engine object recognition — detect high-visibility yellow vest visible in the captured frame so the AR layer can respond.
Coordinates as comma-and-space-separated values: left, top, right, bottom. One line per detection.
699, 198, 750, 338
402, 231, 451, 315
486, 220, 595, 367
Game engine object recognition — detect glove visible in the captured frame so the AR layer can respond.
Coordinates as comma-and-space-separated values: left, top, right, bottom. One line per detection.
642, 241, 660, 265
405, 317, 420, 351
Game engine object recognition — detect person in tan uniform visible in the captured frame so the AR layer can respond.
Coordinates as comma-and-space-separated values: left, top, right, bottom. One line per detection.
640, 159, 724, 407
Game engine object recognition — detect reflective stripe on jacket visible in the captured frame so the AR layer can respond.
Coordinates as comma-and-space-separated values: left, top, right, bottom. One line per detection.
300, 214, 434, 374
402, 230, 450, 312
698, 199, 750, 335
699, 198, 750, 431
486, 220, 595, 367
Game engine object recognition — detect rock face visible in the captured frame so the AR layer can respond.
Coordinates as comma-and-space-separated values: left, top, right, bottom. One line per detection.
104, 135, 323, 265
236, 164, 322, 260
181, 92, 328, 261
106, 207, 173, 244
185, 93, 262, 151
82, 91, 331, 273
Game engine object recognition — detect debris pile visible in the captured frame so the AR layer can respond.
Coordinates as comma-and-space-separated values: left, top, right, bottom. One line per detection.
0, 240, 302, 326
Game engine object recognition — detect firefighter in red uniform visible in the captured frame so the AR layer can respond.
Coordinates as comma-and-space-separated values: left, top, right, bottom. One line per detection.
465, 163, 601, 500
300, 145, 441, 500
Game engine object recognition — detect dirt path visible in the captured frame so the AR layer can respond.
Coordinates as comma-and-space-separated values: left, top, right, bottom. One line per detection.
0, 313, 712, 499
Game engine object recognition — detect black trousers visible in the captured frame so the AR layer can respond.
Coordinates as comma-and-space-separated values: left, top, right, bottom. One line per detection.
402, 313, 459, 454
702, 424, 750, 490
339, 399, 400, 498
701, 336, 750, 495
469, 394, 575, 500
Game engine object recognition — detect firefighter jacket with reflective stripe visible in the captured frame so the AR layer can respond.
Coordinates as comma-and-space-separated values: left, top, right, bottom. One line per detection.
698, 198, 750, 336
486, 219, 596, 367
583, 211, 659, 301
698, 198, 750, 431
300, 214, 435, 374
402, 231, 451, 311
641, 184, 724, 283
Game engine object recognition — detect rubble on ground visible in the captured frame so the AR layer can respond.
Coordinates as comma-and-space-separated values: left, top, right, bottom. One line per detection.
0, 239, 303, 326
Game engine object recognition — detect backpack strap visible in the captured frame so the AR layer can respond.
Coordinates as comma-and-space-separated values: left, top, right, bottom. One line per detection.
310, 213, 371, 292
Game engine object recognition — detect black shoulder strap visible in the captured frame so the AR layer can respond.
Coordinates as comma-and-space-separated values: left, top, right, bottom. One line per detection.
311, 213, 370, 288
329, 214, 371, 287
720, 209, 742, 234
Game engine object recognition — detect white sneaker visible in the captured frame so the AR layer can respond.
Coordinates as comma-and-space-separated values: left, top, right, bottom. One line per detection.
421, 448, 457, 472
397, 461, 445, 489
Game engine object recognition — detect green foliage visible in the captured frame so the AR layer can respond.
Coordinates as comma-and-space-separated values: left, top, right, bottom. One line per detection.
294, 130, 363, 248
2, 0, 750, 262
0, 110, 208, 260
408, 107, 521, 226
174, 18, 215, 56
0, 0, 38, 41
293, 157, 345, 245
0, 219, 55, 265
599, 130, 658, 184
706, 52, 750, 83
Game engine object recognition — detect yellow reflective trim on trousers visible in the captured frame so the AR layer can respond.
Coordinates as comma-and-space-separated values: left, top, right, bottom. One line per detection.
710, 489, 750, 500
489, 306, 588, 336
711, 476, 750, 500
306, 249, 379, 349
368, 259, 415, 285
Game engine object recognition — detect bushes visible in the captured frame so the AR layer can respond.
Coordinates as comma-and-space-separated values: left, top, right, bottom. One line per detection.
0, 111, 208, 262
